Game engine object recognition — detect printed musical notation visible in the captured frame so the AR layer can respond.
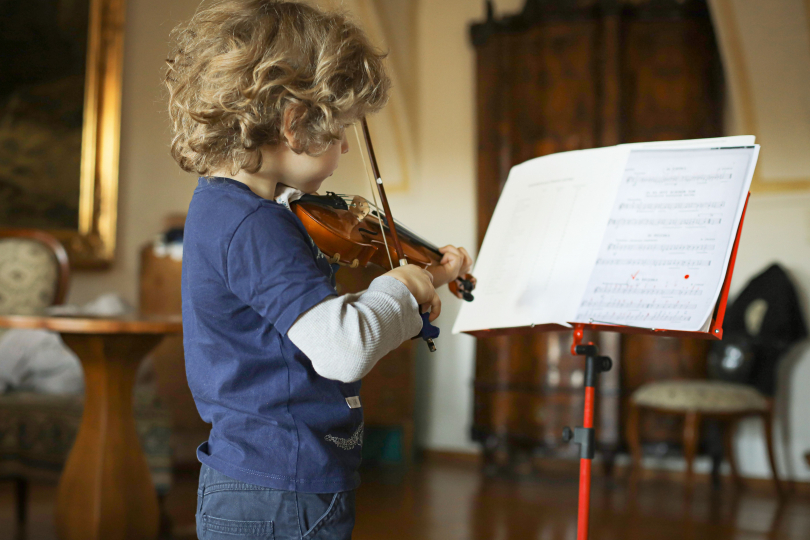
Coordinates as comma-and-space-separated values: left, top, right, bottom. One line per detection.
575, 146, 756, 331
580, 299, 698, 310
609, 218, 722, 227
591, 285, 703, 296
596, 258, 710, 267
618, 201, 725, 211
581, 312, 694, 324
626, 172, 731, 185
606, 243, 716, 252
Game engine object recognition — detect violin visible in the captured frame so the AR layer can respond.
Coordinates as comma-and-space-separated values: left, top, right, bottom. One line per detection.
291, 119, 476, 351
292, 192, 475, 299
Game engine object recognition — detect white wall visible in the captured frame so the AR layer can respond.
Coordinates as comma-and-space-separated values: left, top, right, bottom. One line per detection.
709, 0, 810, 183
725, 193, 810, 481
708, 0, 810, 480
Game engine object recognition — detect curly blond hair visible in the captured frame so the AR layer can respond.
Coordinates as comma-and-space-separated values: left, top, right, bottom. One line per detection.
165, 0, 390, 175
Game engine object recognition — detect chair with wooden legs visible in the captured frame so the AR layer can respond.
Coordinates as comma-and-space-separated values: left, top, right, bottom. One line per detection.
627, 380, 782, 495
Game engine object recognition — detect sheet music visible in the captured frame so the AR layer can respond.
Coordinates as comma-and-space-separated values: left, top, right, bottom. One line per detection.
451, 147, 624, 332
573, 146, 758, 331
452, 137, 759, 336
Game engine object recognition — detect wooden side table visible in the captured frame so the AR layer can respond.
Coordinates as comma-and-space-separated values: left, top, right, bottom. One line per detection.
0, 314, 182, 540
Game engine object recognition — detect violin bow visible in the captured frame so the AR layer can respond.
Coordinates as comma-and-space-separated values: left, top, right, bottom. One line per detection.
360, 118, 407, 267
359, 118, 439, 352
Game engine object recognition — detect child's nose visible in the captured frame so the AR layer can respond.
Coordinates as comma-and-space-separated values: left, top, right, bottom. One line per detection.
341, 133, 349, 154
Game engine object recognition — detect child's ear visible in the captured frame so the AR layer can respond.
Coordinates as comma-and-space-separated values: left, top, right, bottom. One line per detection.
282, 104, 306, 150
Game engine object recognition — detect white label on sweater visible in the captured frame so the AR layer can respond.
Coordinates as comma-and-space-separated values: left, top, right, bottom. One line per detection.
345, 396, 361, 409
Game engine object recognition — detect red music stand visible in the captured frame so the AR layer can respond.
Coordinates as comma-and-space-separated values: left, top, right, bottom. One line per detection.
468, 195, 750, 540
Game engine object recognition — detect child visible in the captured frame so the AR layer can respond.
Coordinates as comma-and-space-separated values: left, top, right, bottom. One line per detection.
165, 1, 473, 538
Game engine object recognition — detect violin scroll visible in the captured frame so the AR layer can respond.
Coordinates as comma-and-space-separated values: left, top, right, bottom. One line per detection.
451, 274, 476, 302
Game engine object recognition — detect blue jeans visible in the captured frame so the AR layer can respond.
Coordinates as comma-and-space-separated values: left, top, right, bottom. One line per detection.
196, 464, 356, 539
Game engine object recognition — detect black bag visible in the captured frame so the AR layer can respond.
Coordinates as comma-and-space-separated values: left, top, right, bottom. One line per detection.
712, 263, 807, 395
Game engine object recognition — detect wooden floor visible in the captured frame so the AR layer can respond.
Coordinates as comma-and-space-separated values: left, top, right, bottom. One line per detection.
1, 459, 808, 540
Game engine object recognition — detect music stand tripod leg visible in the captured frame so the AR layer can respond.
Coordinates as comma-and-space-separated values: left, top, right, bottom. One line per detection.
563, 342, 613, 540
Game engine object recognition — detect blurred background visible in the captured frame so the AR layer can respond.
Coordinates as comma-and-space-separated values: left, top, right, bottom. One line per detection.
1, 0, 810, 539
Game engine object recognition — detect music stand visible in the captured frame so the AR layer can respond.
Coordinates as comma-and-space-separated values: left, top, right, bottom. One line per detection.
466, 195, 750, 540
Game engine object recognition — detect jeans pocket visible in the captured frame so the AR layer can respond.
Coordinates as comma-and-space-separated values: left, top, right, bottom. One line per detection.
300, 492, 339, 538
199, 514, 274, 539
302, 491, 357, 540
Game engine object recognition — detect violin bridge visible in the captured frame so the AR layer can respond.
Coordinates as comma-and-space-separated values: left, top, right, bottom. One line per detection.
349, 196, 370, 222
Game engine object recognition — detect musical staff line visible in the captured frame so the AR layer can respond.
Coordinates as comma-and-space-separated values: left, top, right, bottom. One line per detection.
626, 173, 731, 184
576, 311, 694, 323
596, 258, 710, 267
580, 299, 698, 310
606, 243, 716, 252
618, 201, 725, 211
609, 218, 722, 227
592, 285, 703, 296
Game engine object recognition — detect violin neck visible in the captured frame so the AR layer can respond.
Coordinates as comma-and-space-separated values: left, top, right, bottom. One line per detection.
371, 210, 441, 257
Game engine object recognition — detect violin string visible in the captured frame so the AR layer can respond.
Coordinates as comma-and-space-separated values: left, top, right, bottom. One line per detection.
353, 123, 395, 270
335, 193, 442, 255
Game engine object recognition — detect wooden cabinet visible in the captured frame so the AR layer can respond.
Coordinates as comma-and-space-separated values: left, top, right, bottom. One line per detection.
470, 0, 722, 466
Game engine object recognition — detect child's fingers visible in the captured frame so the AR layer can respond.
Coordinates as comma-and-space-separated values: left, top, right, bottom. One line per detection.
438, 246, 464, 278
458, 246, 473, 274
445, 254, 463, 278
424, 290, 442, 321
439, 245, 473, 279
438, 246, 456, 265
438, 245, 461, 261
385, 264, 436, 305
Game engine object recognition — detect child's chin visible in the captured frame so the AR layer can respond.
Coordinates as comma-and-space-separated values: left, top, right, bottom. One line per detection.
303, 180, 326, 194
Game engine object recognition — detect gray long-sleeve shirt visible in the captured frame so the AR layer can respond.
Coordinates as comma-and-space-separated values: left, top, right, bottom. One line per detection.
288, 275, 423, 383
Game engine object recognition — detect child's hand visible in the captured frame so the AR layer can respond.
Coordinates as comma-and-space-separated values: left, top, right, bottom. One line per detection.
427, 245, 474, 290
385, 264, 442, 321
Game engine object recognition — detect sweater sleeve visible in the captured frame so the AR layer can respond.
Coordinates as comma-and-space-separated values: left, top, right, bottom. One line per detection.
287, 276, 423, 383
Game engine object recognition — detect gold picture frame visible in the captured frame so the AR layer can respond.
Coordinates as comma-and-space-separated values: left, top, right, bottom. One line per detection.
66, 0, 125, 267
0, 0, 125, 268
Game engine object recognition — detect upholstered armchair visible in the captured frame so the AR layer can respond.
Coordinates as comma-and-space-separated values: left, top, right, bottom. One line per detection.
0, 229, 172, 529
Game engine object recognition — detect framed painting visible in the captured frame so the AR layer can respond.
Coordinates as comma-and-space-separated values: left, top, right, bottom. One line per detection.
0, 0, 125, 268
